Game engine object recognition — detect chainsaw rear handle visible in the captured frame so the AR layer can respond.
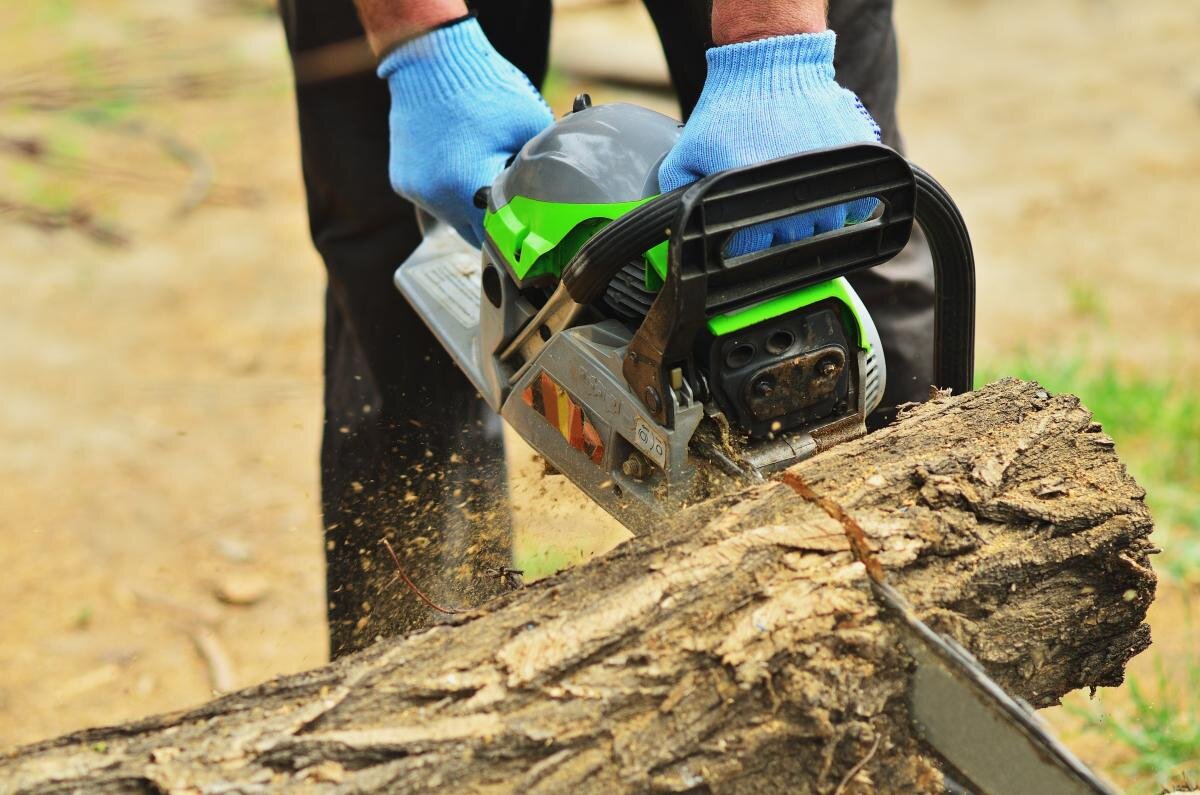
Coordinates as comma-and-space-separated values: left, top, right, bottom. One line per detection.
560, 143, 975, 426
560, 143, 915, 305
909, 163, 976, 396
661, 142, 975, 396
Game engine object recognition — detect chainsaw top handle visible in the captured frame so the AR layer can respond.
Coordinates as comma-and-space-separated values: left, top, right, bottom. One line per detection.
558, 142, 975, 427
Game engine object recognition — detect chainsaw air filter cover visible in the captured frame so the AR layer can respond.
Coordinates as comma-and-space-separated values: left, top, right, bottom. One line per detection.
483, 102, 681, 289
489, 102, 680, 208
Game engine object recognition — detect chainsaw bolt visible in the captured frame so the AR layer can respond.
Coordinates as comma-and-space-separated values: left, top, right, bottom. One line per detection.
643, 386, 661, 413
621, 453, 647, 480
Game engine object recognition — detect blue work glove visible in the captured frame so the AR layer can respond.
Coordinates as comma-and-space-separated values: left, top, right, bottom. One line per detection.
378, 17, 553, 247
658, 31, 881, 255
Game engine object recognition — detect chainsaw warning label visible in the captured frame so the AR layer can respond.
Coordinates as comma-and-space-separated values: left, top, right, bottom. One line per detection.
634, 417, 667, 468
522, 371, 606, 465
408, 255, 479, 329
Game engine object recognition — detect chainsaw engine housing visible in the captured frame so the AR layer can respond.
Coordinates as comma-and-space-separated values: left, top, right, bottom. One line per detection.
396, 100, 974, 534
484, 101, 885, 436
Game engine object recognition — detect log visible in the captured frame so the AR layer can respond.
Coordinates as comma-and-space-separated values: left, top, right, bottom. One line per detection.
2, 379, 1156, 793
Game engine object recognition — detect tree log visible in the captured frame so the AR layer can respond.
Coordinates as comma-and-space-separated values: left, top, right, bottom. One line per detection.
2, 379, 1156, 793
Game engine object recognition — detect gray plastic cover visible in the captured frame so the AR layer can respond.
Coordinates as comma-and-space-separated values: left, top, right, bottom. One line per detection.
489, 102, 681, 208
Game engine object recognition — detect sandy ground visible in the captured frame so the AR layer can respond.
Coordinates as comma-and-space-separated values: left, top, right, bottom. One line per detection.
0, 0, 1196, 786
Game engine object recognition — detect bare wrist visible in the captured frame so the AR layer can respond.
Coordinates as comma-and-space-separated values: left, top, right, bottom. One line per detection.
711, 0, 827, 45
355, 0, 470, 56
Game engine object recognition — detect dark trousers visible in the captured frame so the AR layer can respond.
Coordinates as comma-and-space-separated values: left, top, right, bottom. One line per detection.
280, 0, 932, 658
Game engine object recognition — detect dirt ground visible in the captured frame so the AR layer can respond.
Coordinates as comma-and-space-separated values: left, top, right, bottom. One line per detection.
1, 0, 1197, 786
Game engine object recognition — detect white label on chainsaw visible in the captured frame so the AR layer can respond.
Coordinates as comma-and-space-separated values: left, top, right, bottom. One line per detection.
633, 417, 668, 469
409, 255, 479, 330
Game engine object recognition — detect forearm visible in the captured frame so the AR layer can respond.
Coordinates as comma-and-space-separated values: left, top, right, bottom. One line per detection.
711, 0, 827, 45
354, 0, 468, 56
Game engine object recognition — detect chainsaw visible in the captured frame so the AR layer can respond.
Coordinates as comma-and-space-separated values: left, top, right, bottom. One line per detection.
399, 96, 973, 533
395, 97, 1115, 794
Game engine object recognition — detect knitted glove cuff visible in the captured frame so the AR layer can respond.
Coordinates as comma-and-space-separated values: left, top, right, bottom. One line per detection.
705, 31, 839, 98
377, 17, 514, 103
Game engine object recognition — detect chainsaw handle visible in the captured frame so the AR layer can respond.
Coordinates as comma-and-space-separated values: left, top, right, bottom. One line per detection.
911, 163, 976, 396
559, 143, 915, 309
616, 143, 976, 426
669, 143, 917, 312
559, 187, 685, 305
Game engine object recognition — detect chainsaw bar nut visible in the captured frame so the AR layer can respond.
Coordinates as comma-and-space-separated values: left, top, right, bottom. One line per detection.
621, 453, 649, 480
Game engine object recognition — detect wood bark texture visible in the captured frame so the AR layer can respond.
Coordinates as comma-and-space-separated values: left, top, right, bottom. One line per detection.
2, 379, 1157, 794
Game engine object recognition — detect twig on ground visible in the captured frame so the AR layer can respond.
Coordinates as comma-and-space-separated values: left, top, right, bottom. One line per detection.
380, 538, 464, 615
188, 626, 236, 693
0, 131, 260, 212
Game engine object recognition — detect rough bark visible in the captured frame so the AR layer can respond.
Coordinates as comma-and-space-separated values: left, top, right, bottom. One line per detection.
2, 379, 1156, 794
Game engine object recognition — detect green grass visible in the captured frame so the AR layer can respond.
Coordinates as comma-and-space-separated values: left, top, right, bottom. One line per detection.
37, 0, 74, 25
1067, 280, 1110, 324
513, 542, 599, 583
1069, 654, 1200, 793
3, 159, 78, 213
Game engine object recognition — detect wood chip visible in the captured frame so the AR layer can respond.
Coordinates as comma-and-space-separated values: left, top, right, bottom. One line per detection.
189, 627, 235, 693
213, 574, 270, 606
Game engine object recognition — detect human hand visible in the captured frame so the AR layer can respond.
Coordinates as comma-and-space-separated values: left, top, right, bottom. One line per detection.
378, 17, 553, 247
658, 31, 881, 255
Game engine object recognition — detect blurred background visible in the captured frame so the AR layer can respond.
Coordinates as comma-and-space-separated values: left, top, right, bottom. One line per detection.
0, 0, 1196, 790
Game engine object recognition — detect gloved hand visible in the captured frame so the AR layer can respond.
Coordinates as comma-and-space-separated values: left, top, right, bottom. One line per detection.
378, 17, 553, 247
658, 31, 881, 255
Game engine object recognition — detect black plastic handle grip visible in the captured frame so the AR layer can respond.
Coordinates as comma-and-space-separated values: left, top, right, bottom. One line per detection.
911, 164, 975, 395
559, 187, 684, 304
560, 142, 916, 310
672, 142, 917, 313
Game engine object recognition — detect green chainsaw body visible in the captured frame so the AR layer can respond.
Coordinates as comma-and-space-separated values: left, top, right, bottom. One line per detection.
480, 100, 884, 442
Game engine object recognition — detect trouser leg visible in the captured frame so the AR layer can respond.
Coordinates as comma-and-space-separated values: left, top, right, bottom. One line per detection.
280, 0, 551, 657
645, 0, 937, 415
639, 0, 711, 120
472, 0, 553, 81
